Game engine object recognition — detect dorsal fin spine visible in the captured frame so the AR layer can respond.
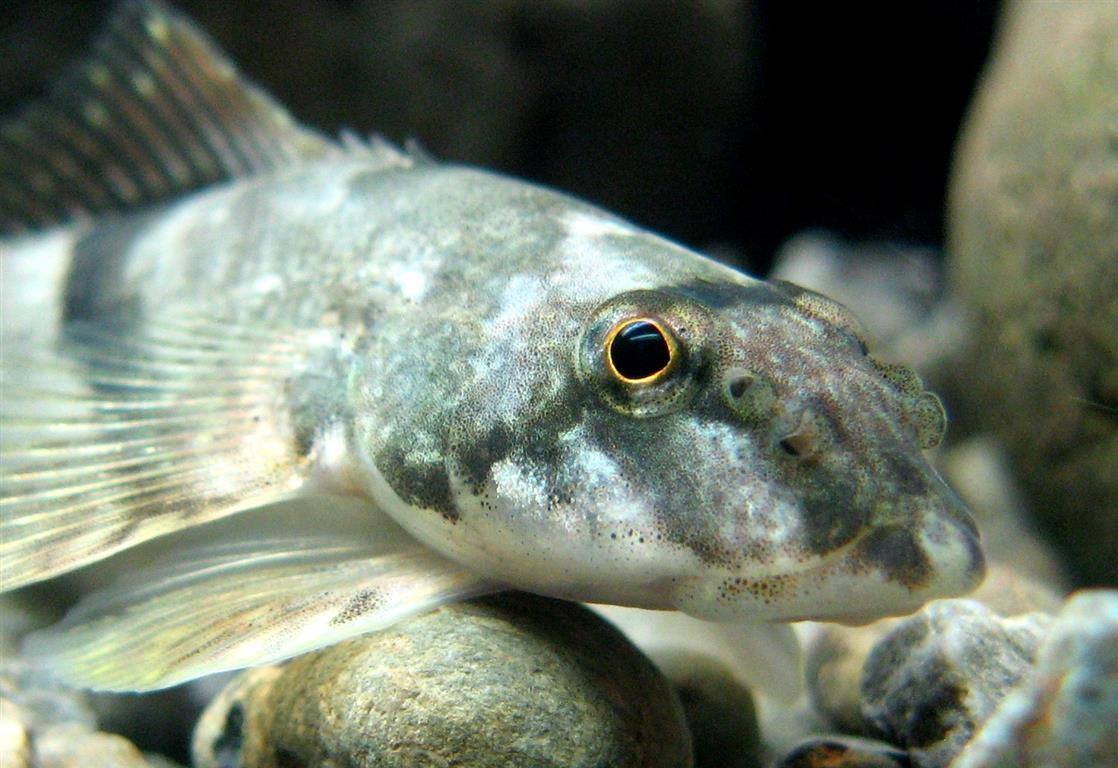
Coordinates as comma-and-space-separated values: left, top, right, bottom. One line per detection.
0, 0, 339, 233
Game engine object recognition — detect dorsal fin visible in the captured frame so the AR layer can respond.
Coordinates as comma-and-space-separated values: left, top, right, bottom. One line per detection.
0, 0, 340, 234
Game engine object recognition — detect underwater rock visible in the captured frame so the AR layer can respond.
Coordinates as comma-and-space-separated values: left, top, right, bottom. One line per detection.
804, 561, 1059, 739
770, 232, 943, 358
0, 663, 179, 768
860, 600, 1050, 768
952, 590, 1118, 768
0, 661, 96, 737
193, 594, 692, 768
804, 618, 898, 736
938, 438, 1069, 593
654, 651, 762, 768
774, 735, 910, 768
32, 724, 163, 768
947, 0, 1118, 586
0, 699, 33, 768
755, 695, 831, 765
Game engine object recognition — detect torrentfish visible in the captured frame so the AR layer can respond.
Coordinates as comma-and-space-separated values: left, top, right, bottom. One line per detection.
0, 0, 983, 691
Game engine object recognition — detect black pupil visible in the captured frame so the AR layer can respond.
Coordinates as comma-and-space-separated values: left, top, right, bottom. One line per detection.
610, 320, 671, 380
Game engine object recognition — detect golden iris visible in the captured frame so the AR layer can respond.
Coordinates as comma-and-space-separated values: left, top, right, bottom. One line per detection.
606, 318, 676, 383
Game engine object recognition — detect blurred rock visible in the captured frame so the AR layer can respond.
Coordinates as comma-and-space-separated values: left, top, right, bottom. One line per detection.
938, 438, 1069, 592
0, 661, 96, 735
656, 652, 761, 768
0, 699, 33, 768
774, 735, 911, 768
860, 600, 1050, 768
804, 618, 897, 736
0, 660, 179, 768
952, 590, 1118, 768
770, 232, 941, 354
804, 558, 1060, 740
34, 723, 157, 768
193, 593, 692, 768
947, 0, 1118, 587
757, 698, 832, 766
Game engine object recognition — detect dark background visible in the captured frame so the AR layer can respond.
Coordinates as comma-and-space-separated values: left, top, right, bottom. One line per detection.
1, 0, 1002, 273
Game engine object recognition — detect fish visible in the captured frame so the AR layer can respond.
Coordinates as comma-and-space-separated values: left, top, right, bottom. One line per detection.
0, 0, 984, 692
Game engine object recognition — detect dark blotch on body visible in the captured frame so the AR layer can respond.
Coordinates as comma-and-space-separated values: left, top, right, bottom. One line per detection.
453, 422, 516, 494
330, 587, 383, 626
375, 445, 459, 522
64, 214, 156, 322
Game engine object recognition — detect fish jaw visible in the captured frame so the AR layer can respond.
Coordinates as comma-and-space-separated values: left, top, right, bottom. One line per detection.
668, 473, 986, 624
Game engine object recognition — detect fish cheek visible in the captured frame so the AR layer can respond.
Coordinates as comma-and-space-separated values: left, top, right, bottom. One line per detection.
792, 465, 871, 558
850, 526, 933, 591
445, 387, 585, 506
374, 440, 459, 522
583, 409, 740, 567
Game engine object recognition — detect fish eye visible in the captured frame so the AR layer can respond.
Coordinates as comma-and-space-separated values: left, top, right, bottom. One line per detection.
606, 318, 676, 383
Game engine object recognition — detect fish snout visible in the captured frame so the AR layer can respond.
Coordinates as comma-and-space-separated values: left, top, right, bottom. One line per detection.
844, 478, 985, 614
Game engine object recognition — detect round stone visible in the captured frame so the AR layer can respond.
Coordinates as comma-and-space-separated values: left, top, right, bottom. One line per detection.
193, 594, 692, 768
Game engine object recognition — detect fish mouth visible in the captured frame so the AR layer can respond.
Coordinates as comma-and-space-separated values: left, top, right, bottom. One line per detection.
673, 492, 985, 624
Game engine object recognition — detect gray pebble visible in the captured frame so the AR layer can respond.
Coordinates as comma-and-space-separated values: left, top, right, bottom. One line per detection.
33, 723, 157, 768
859, 599, 1050, 768
804, 561, 1060, 739
952, 590, 1118, 768
805, 618, 898, 736
193, 593, 692, 768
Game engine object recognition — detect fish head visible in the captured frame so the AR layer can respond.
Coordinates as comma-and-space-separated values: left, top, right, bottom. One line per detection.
560, 276, 984, 623
355, 178, 984, 625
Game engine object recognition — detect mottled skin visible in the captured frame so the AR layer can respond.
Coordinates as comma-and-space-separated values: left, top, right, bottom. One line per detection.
34, 153, 983, 623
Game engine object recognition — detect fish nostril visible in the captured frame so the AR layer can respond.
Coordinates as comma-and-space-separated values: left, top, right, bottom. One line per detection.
777, 408, 822, 460
778, 436, 802, 457
723, 369, 776, 426
727, 373, 754, 400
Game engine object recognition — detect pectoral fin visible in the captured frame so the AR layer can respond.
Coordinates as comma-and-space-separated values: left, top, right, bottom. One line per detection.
23, 533, 495, 691
590, 604, 804, 703
0, 316, 325, 591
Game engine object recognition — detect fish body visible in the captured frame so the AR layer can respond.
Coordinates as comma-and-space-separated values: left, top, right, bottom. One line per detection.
0, 1, 983, 691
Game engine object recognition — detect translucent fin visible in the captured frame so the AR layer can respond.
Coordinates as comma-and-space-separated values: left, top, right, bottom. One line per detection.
0, 0, 340, 233
590, 605, 804, 703
0, 316, 320, 591
23, 534, 495, 691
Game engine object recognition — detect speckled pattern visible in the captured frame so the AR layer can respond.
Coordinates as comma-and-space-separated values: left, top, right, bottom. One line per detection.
7, 152, 983, 623
1, 0, 983, 655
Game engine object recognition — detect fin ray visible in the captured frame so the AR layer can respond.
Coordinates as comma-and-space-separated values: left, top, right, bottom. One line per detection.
0, 0, 339, 233
0, 315, 322, 590
24, 536, 495, 691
